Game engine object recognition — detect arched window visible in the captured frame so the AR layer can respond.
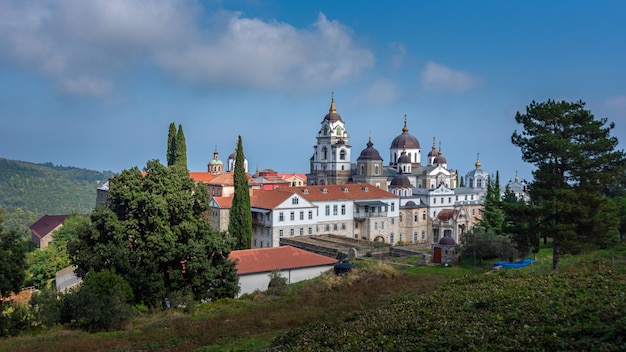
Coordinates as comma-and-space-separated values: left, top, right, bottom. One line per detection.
336, 126, 341, 135
340, 149, 346, 160
322, 147, 327, 160
360, 164, 365, 175
375, 165, 380, 175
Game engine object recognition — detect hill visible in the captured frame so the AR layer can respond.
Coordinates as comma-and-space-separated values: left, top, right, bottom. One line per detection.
0, 158, 115, 230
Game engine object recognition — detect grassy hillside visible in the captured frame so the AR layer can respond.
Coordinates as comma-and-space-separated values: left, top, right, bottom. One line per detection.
0, 158, 115, 229
2, 249, 626, 351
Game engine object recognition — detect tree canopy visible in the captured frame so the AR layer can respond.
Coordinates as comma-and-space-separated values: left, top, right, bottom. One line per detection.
512, 99, 626, 270
0, 208, 27, 297
229, 136, 252, 250
68, 160, 239, 307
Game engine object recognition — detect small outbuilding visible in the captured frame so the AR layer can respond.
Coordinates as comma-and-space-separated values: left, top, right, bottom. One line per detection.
229, 246, 337, 297
431, 235, 461, 265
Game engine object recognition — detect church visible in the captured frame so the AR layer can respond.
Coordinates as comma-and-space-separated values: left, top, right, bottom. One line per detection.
306, 93, 492, 245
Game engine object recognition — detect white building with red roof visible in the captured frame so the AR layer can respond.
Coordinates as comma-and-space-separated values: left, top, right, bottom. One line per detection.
229, 246, 337, 297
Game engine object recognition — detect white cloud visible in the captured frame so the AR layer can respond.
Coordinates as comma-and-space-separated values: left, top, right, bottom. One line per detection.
419, 61, 482, 92
357, 79, 401, 106
0, 2, 374, 97
387, 42, 406, 69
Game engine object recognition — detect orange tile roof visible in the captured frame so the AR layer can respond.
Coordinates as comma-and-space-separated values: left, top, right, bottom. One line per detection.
189, 172, 216, 183
229, 246, 338, 275
205, 172, 257, 186
212, 196, 233, 208
296, 183, 397, 202
250, 189, 296, 209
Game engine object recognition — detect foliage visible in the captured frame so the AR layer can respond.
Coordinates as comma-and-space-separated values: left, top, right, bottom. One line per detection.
29, 288, 65, 328
0, 208, 28, 297
461, 226, 518, 264
165, 123, 187, 170
503, 198, 540, 256
62, 269, 136, 332
166, 122, 177, 167
68, 160, 239, 308
512, 99, 626, 270
479, 173, 505, 235
272, 268, 626, 351
0, 158, 114, 231
229, 136, 252, 250
267, 270, 288, 295
0, 301, 33, 337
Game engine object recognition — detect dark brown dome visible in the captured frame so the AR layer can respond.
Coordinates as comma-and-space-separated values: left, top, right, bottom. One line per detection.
397, 152, 411, 164
390, 173, 412, 187
358, 140, 382, 161
390, 119, 420, 149
438, 236, 456, 245
324, 111, 343, 123
434, 151, 447, 164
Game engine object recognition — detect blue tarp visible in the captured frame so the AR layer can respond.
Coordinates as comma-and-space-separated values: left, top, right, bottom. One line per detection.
493, 258, 535, 269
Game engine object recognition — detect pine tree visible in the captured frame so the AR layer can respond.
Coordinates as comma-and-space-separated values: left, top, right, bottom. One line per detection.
229, 136, 252, 250
480, 174, 505, 235
512, 99, 626, 270
0, 208, 27, 297
174, 124, 188, 170
166, 122, 177, 167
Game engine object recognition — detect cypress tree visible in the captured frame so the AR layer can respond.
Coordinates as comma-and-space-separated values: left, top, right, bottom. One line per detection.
229, 136, 252, 249
175, 124, 188, 170
166, 122, 177, 167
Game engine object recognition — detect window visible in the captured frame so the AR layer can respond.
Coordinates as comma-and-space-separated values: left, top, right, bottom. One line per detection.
413, 232, 417, 242
374, 222, 378, 230
472, 209, 476, 216
290, 229, 294, 237
399, 214, 403, 222
292, 197, 299, 205
340, 149, 346, 160
441, 197, 444, 204
423, 212, 426, 220
333, 223, 338, 230
391, 202, 395, 211
360, 164, 365, 175
308, 210, 313, 220
279, 212, 284, 221
290, 212, 295, 221
433, 198, 436, 204
341, 223, 346, 230
390, 234, 395, 244
414, 214, 418, 222
355, 222, 359, 229
448, 197, 451, 203
422, 231, 426, 240
382, 221, 385, 229
308, 227, 312, 235
325, 224, 330, 231
391, 218, 395, 225
325, 205, 330, 216
279, 229, 284, 237
465, 195, 468, 200
375, 165, 379, 175
333, 205, 338, 215
299, 211, 304, 220
341, 204, 346, 215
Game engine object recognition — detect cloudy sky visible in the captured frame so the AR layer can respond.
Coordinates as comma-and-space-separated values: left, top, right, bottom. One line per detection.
1, 1, 625, 184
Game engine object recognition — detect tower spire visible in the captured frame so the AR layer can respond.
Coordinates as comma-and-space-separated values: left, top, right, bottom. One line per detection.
402, 114, 408, 133
329, 90, 336, 113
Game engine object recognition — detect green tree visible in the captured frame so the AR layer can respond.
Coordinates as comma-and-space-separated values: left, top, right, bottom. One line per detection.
68, 160, 239, 308
175, 124, 188, 170
229, 136, 252, 250
166, 122, 177, 167
480, 172, 505, 236
0, 208, 27, 297
512, 100, 626, 270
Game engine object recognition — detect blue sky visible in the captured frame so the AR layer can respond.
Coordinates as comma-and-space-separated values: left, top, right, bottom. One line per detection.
1, 1, 625, 185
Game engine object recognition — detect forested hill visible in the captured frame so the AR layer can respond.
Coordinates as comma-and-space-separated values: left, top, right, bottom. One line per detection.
0, 158, 115, 230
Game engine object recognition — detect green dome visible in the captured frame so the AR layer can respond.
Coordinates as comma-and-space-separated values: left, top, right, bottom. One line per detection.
209, 159, 223, 165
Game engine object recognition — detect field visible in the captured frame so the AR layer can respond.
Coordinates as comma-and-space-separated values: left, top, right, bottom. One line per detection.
2, 245, 626, 351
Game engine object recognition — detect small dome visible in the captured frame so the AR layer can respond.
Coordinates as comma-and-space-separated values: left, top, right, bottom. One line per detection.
209, 159, 223, 165
324, 93, 343, 123
390, 173, 412, 187
434, 152, 447, 165
390, 118, 420, 149
404, 200, 417, 207
228, 152, 236, 160
397, 151, 411, 164
438, 236, 456, 245
427, 138, 438, 157
357, 139, 383, 161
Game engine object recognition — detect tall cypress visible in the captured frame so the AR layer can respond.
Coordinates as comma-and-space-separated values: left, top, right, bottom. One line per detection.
175, 124, 188, 170
229, 136, 252, 249
166, 122, 177, 166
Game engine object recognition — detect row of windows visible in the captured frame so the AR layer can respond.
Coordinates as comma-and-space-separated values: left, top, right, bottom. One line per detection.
278, 222, 348, 237
279, 210, 314, 222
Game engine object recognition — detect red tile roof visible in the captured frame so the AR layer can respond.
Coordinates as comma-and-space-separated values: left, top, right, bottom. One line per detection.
296, 183, 397, 202
212, 196, 233, 208
29, 215, 69, 239
189, 172, 216, 183
205, 172, 257, 186
229, 246, 338, 275
250, 189, 296, 209
437, 209, 456, 221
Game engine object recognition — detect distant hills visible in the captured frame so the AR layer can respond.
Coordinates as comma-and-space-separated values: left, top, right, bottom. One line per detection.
0, 158, 115, 230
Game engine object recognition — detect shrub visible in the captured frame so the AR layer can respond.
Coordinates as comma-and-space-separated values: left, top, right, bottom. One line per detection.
63, 269, 136, 332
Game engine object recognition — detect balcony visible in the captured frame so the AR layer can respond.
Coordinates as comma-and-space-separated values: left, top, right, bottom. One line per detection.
252, 219, 271, 227
354, 210, 388, 220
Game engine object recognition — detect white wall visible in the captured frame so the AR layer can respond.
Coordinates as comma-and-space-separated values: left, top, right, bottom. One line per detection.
236, 265, 335, 297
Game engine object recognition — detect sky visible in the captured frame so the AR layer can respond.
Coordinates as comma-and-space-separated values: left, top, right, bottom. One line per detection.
1, 1, 625, 185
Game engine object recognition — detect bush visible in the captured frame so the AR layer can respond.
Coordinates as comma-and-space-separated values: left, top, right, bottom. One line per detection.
63, 269, 136, 332
267, 270, 288, 296
30, 288, 65, 328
